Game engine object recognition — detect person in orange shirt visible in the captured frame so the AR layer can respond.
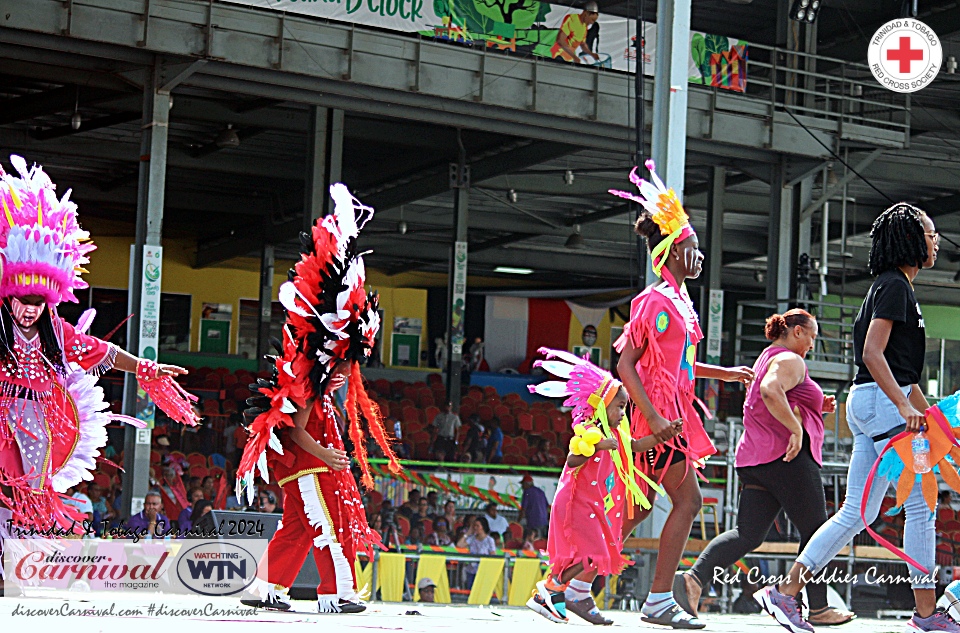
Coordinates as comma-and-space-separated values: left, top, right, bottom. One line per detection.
550, 1, 601, 63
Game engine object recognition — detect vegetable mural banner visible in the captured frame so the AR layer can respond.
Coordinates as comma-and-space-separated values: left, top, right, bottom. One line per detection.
232, 0, 747, 92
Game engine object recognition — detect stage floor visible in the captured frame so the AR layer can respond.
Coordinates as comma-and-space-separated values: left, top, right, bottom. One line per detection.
0, 593, 918, 632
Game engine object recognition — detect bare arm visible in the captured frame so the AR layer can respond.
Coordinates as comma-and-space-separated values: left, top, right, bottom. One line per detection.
288, 399, 350, 471
862, 319, 925, 432
759, 354, 806, 461
617, 336, 679, 442
696, 362, 755, 385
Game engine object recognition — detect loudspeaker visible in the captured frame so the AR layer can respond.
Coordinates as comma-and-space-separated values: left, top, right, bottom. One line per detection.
206, 510, 321, 598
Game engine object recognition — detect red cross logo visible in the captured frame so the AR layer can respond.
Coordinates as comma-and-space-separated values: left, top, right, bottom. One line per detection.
886, 36, 924, 73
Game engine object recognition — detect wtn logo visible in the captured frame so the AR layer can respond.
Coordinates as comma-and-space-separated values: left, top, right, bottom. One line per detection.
176, 543, 258, 596
186, 558, 247, 581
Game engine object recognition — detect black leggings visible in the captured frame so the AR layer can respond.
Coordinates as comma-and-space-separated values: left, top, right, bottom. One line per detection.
689, 442, 829, 609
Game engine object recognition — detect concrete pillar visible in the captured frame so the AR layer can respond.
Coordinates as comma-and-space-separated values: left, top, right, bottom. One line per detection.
706, 166, 725, 293
650, 0, 692, 287
304, 106, 345, 228
446, 145, 469, 410
766, 159, 796, 311
122, 61, 170, 519
257, 243, 275, 372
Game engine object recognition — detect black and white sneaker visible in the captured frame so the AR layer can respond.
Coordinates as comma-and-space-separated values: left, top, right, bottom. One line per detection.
240, 591, 292, 611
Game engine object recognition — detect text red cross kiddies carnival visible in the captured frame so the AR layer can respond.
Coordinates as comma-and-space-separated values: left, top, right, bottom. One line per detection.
887, 36, 924, 73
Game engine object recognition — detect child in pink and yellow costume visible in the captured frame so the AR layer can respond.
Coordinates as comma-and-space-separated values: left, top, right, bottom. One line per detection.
610, 161, 753, 629
526, 348, 668, 626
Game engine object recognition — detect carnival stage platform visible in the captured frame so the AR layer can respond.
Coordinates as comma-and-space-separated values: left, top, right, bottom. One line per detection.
0, 593, 917, 632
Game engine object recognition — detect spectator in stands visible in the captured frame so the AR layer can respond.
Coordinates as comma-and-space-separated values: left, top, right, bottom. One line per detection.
257, 489, 282, 514
486, 418, 504, 464
483, 502, 510, 537
233, 423, 249, 462
426, 491, 440, 517
418, 578, 437, 603
431, 401, 462, 462
87, 482, 114, 526
518, 475, 550, 534
461, 415, 486, 462
126, 491, 169, 535
63, 485, 94, 528
530, 438, 553, 467
223, 413, 241, 466
387, 415, 409, 458
458, 516, 496, 588
178, 487, 205, 532
379, 504, 401, 549
188, 499, 214, 535
202, 476, 216, 500
411, 497, 431, 531
442, 500, 458, 529
369, 512, 384, 540
398, 490, 421, 519
427, 519, 453, 546
406, 526, 424, 546
182, 403, 203, 454
522, 528, 539, 552
491, 532, 502, 549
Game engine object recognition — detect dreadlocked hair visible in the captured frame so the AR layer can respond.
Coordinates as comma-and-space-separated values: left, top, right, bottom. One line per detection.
634, 212, 666, 254
0, 302, 65, 375
868, 202, 928, 276
346, 362, 401, 489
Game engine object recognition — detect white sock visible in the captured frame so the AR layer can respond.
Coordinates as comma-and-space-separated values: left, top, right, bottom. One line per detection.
564, 579, 592, 603
642, 591, 676, 616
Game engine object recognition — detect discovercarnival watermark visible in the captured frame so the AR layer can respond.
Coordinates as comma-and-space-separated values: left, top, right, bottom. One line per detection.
712, 565, 939, 586
8, 602, 257, 618
3, 538, 268, 597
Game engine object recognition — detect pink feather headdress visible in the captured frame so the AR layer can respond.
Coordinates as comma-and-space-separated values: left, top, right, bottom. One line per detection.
528, 347, 622, 427
0, 155, 94, 305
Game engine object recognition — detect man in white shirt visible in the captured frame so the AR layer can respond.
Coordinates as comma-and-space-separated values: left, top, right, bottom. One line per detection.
483, 502, 510, 537
431, 401, 461, 461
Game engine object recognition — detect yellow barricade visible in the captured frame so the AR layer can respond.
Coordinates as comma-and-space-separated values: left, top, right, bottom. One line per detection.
378, 552, 406, 602
414, 554, 451, 603
467, 558, 505, 605
507, 558, 543, 606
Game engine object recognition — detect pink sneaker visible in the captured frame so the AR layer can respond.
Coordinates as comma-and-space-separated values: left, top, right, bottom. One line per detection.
753, 586, 815, 633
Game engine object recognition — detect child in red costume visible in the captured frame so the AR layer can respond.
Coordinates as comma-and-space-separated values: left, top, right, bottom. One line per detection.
610, 161, 753, 629
237, 184, 400, 614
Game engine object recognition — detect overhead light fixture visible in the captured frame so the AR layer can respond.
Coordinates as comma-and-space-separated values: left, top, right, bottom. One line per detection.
723, 0, 753, 3
507, 189, 518, 203
790, 0, 822, 22
215, 124, 241, 149
494, 266, 534, 275
565, 224, 585, 249
564, 170, 575, 185
948, 56, 958, 74
754, 270, 765, 284
398, 220, 408, 235
71, 87, 80, 130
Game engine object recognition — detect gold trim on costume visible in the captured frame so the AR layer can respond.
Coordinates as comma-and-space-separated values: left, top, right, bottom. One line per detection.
312, 473, 339, 545
277, 466, 329, 487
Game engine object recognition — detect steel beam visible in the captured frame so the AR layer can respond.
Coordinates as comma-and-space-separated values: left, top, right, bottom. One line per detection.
257, 242, 275, 372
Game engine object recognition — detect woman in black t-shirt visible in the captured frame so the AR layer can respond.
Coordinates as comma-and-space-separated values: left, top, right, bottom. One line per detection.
757, 204, 954, 633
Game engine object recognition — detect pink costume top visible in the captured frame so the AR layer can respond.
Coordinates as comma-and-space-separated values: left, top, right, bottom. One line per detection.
0, 314, 118, 530
547, 449, 628, 576
736, 346, 825, 467
615, 279, 714, 469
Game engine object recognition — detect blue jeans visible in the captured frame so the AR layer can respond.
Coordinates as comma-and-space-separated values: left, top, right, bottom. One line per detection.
795, 382, 936, 589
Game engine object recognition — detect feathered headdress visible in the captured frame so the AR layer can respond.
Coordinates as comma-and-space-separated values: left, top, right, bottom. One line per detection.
237, 184, 399, 501
0, 155, 94, 304
528, 347, 664, 512
609, 159, 694, 277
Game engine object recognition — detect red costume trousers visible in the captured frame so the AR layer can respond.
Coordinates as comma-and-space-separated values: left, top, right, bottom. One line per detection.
258, 471, 359, 602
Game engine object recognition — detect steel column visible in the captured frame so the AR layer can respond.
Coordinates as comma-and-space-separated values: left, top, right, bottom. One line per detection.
304, 106, 345, 227
706, 166, 725, 292
650, 0, 691, 287
257, 242, 275, 372
765, 159, 795, 311
122, 60, 170, 519
446, 140, 469, 409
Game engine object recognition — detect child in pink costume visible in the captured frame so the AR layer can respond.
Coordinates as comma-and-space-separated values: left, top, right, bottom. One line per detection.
610, 161, 753, 629
526, 348, 668, 626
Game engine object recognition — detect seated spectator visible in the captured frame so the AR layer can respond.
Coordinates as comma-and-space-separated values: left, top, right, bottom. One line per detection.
418, 577, 437, 603
441, 500, 458, 529
406, 526, 424, 546
223, 413, 241, 466
460, 415, 487, 462
491, 532, 502, 549
427, 519, 453, 546
483, 502, 510, 536
426, 491, 440, 517
485, 418, 503, 464
457, 516, 495, 588
369, 512, 384, 540
411, 497, 431, 531
431, 401, 461, 462
257, 489, 282, 514
178, 487, 205, 532
187, 499, 215, 537
126, 491, 169, 535
87, 482, 115, 526
62, 485, 94, 528
202, 476, 216, 501
522, 528, 539, 552
529, 438, 552, 467
398, 490, 420, 519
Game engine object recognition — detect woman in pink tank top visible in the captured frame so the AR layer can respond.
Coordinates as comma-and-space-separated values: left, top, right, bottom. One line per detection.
672, 309, 855, 627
